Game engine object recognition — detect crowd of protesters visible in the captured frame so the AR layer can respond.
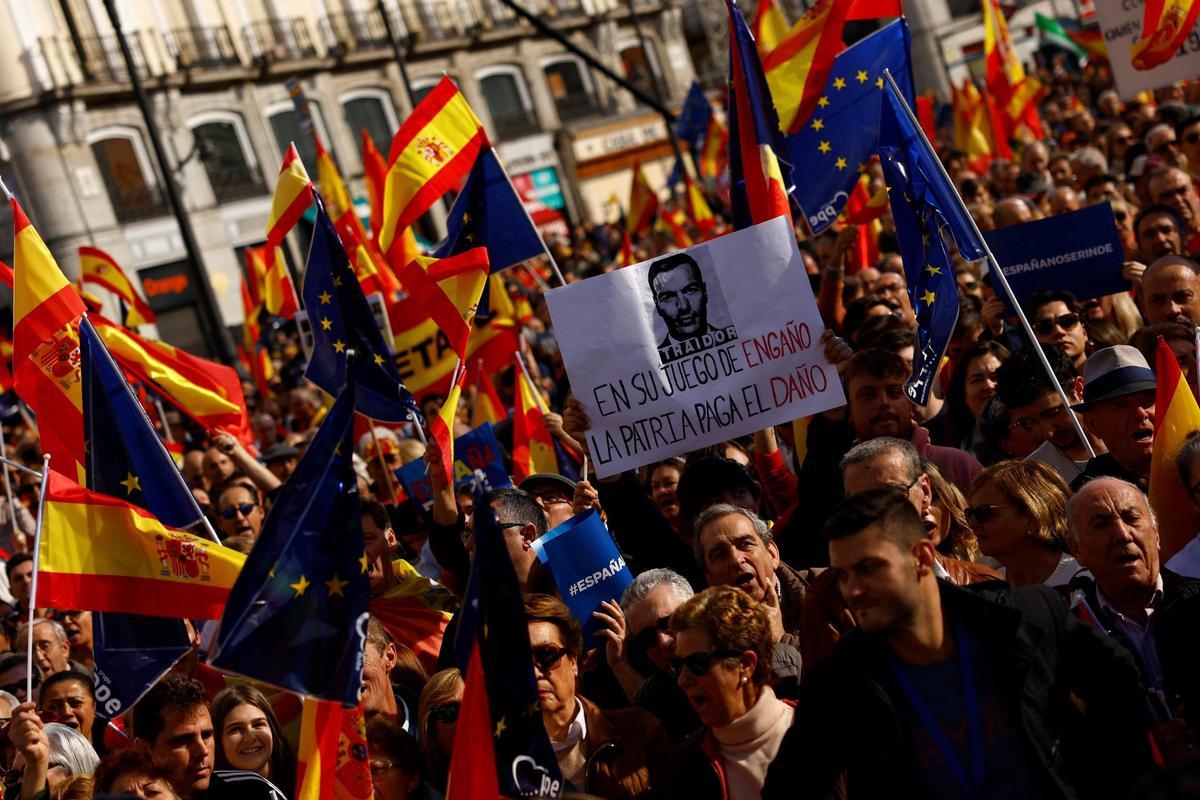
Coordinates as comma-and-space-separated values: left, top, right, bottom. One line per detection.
0, 52, 1195, 800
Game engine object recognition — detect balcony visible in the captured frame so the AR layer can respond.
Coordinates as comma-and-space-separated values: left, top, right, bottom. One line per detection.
553, 93, 601, 122
545, 0, 588, 16
395, 0, 469, 42
78, 33, 150, 83
164, 25, 242, 70
110, 184, 169, 223
204, 164, 267, 204
322, 10, 393, 54
491, 112, 541, 140
244, 18, 318, 64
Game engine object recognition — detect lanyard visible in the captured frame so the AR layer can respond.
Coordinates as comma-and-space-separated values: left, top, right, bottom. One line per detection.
890, 623, 984, 799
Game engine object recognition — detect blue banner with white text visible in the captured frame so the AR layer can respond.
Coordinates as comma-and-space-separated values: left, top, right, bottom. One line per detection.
395, 422, 511, 511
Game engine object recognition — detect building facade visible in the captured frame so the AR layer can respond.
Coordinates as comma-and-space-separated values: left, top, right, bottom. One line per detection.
0, 0, 694, 355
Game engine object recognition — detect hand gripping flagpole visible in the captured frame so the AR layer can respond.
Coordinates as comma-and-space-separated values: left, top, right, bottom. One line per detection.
27, 453, 50, 701
882, 70, 1095, 459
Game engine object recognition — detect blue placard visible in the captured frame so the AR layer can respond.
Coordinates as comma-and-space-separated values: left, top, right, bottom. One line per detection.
531, 508, 632, 646
395, 422, 512, 511
982, 203, 1126, 310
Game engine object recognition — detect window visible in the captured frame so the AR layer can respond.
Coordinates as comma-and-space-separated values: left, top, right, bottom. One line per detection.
478, 66, 538, 140
619, 42, 660, 101
543, 56, 598, 122
266, 101, 332, 177
410, 79, 440, 108
89, 130, 167, 222
341, 90, 399, 157
190, 114, 266, 203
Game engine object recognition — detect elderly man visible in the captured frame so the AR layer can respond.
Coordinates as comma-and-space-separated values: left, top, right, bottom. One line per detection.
1147, 167, 1200, 252
1146, 124, 1186, 169
16, 619, 72, 679
1139, 254, 1200, 325
1074, 346, 1157, 491
1067, 478, 1200, 745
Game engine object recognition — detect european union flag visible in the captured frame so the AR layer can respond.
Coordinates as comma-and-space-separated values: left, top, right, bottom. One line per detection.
786, 20, 913, 234
453, 493, 562, 796
676, 82, 714, 152
79, 316, 196, 718
303, 192, 422, 424
878, 75, 962, 406
432, 148, 543, 274
211, 377, 368, 704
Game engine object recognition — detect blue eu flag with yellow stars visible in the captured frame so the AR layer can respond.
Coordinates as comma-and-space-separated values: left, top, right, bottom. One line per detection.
786, 20, 913, 235
675, 82, 713, 153
878, 73, 961, 406
303, 191, 421, 424
211, 375, 368, 704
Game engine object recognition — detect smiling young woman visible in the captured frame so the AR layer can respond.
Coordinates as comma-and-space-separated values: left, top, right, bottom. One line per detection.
210, 685, 295, 798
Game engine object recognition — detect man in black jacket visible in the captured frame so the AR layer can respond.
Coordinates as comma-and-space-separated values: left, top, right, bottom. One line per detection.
763, 489, 1155, 799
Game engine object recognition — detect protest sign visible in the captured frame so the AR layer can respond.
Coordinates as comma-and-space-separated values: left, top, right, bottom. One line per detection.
394, 422, 511, 511
546, 216, 845, 478
983, 203, 1126, 309
531, 508, 632, 645
1092, 0, 1200, 97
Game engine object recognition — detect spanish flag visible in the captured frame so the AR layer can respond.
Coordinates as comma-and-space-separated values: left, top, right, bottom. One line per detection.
361, 129, 388, 246
244, 244, 297, 320
471, 360, 507, 428
1150, 337, 1200, 561
659, 206, 694, 248
842, 170, 888, 225
12, 199, 87, 482
628, 161, 659, 235
265, 143, 314, 250
380, 77, 486, 261
294, 700, 373, 800
512, 353, 556, 481
369, 557, 457, 674
37, 470, 246, 619
429, 366, 467, 486
752, 0, 790, 56
698, 115, 729, 180
684, 173, 717, 234
401, 248, 490, 364
1132, 0, 1200, 69
982, 0, 1024, 137
78, 247, 156, 327
763, 0, 851, 135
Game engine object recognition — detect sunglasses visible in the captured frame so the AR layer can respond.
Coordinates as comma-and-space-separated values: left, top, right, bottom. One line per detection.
429, 702, 460, 724
964, 503, 1017, 525
669, 649, 743, 679
219, 502, 258, 520
631, 616, 672, 653
1032, 313, 1081, 336
531, 645, 570, 673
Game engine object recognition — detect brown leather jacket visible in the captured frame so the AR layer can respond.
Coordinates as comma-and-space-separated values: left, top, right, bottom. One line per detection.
579, 695, 671, 800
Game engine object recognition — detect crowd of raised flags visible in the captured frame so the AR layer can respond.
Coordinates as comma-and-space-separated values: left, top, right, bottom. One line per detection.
0, 0, 1196, 795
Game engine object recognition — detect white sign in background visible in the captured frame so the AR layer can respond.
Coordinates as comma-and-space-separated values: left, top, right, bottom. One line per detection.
1092, 0, 1200, 98
547, 217, 845, 478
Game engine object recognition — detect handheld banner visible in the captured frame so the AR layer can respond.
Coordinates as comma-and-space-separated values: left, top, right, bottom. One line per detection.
531, 509, 632, 646
1092, 0, 1200, 97
983, 203, 1126, 310
395, 422, 512, 511
547, 216, 845, 478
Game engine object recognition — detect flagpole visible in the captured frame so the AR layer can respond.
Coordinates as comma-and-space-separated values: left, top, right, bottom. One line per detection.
26, 453, 50, 701
0, 428, 20, 553
522, 262, 552, 293
154, 397, 175, 444
515, 349, 550, 415
882, 70, 1095, 459
487, 146, 567, 287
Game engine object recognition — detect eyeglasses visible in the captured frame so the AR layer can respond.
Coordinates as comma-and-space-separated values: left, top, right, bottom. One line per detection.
533, 493, 571, 507
219, 502, 257, 520
369, 760, 404, 777
631, 616, 672, 653
669, 649, 743, 679
429, 702, 460, 724
531, 645, 570, 673
1032, 313, 1081, 336
964, 503, 1018, 525
960, 280, 980, 291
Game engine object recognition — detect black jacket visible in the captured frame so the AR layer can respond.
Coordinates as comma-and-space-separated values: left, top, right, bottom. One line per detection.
1069, 454, 1148, 493
762, 581, 1155, 800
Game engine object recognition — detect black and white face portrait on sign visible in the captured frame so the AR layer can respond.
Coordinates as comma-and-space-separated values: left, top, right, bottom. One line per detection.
647, 250, 738, 364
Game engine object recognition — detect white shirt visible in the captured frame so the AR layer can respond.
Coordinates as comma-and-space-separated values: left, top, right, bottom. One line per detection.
1166, 535, 1200, 579
551, 698, 587, 753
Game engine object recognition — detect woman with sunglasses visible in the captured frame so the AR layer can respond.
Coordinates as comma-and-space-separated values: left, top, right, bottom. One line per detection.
967, 460, 1079, 588
660, 585, 791, 800
524, 593, 668, 799
416, 669, 463, 794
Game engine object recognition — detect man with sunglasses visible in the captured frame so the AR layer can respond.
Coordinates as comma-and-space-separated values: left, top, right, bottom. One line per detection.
214, 483, 263, 542
1028, 290, 1088, 370
764, 488, 1157, 800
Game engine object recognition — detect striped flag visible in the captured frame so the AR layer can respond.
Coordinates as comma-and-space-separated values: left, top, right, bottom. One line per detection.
1035, 13, 1088, 60
401, 248, 490, 365
265, 143, 314, 249
763, 0, 851, 135
753, 0, 790, 55
380, 77, 486, 261
1132, 0, 1200, 69
684, 173, 717, 234
1150, 337, 1200, 561
78, 247, 156, 327
294, 699, 373, 800
512, 353, 556, 481
11, 199, 87, 482
628, 161, 659, 234
471, 361, 507, 428
429, 365, 467, 486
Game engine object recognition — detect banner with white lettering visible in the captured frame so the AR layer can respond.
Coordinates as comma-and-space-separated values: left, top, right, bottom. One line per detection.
983, 203, 1126, 309
531, 509, 632, 646
546, 216, 845, 478
394, 422, 512, 512
1092, 0, 1200, 98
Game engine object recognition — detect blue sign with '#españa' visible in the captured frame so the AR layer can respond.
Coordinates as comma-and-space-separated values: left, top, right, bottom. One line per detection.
531, 508, 632, 647
394, 422, 512, 511
983, 203, 1127, 310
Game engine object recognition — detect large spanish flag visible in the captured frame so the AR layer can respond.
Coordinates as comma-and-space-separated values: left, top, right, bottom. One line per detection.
38, 471, 246, 619
78, 247, 156, 327
401, 248, 490, 364
1150, 337, 1200, 561
983, 0, 1023, 111
1132, 0, 1200, 69
11, 200, 87, 482
379, 77, 486, 261
763, 0, 850, 135
512, 353, 556, 481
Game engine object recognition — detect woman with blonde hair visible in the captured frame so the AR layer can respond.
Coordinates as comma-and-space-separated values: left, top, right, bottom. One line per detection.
417, 668, 463, 793
967, 459, 1078, 587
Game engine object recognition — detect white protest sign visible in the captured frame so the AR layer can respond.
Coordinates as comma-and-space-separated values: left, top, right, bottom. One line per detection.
1093, 0, 1200, 98
546, 216, 845, 478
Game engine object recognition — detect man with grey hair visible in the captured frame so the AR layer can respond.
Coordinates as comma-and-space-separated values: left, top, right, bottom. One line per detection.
1066, 476, 1200, 745
15, 619, 72, 679
1068, 146, 1108, 188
